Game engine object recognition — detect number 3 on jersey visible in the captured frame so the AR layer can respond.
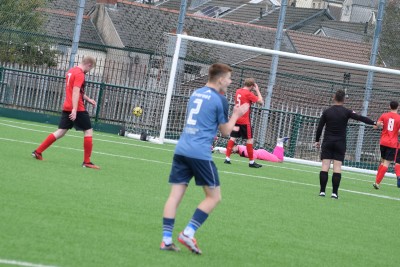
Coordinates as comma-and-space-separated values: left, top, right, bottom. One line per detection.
187, 98, 203, 125
388, 118, 394, 131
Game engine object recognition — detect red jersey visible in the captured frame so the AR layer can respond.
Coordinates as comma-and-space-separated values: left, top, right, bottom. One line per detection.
235, 88, 258, 124
62, 66, 86, 112
378, 112, 400, 148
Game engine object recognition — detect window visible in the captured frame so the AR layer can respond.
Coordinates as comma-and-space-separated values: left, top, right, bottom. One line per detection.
194, 6, 231, 18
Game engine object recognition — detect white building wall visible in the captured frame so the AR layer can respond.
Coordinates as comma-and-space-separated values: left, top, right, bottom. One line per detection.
293, 0, 327, 9
341, 0, 353, 21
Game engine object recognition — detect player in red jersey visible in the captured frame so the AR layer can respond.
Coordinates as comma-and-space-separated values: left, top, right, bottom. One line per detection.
224, 78, 264, 168
32, 56, 100, 169
373, 101, 400, 189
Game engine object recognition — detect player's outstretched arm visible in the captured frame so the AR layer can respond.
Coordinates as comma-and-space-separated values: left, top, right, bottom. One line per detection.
349, 112, 376, 125
219, 103, 249, 136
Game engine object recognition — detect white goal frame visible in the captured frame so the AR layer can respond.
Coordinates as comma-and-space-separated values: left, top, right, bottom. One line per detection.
146, 34, 400, 176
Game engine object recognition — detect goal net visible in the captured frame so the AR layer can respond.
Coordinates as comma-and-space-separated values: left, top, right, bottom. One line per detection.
124, 33, 400, 173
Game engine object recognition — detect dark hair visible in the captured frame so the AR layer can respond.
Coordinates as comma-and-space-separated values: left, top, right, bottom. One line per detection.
244, 78, 255, 87
390, 101, 399, 110
334, 90, 346, 103
208, 63, 232, 82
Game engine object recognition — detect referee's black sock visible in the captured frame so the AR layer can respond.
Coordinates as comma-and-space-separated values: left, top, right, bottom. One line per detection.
319, 171, 328, 193
332, 173, 342, 195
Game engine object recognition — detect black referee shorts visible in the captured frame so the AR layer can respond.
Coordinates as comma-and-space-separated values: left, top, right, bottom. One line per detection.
380, 145, 397, 162
321, 140, 346, 162
58, 111, 92, 131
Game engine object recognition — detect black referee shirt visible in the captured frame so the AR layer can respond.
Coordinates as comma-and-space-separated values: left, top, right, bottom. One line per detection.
316, 105, 375, 143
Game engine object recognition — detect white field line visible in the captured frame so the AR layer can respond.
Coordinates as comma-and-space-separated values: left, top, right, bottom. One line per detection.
212, 153, 398, 187
1, 119, 385, 179
0, 119, 385, 176
221, 171, 400, 201
1, 136, 400, 201
0, 122, 174, 153
0, 258, 59, 267
0, 119, 178, 145
0, 137, 169, 165
0, 120, 378, 178
0, 121, 395, 185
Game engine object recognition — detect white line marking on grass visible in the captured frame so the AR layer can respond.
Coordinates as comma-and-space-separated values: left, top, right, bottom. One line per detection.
221, 171, 400, 201
0, 120, 387, 181
0, 137, 170, 165
3, 120, 379, 182
0, 258, 59, 267
0, 118, 172, 142
0, 122, 391, 186
0, 122, 175, 153
0, 136, 399, 201
212, 154, 400, 187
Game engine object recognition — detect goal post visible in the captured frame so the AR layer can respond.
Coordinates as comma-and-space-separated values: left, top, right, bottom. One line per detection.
125, 33, 400, 174
159, 34, 182, 144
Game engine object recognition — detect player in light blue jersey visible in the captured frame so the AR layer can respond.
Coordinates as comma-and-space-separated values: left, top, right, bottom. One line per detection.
160, 63, 249, 254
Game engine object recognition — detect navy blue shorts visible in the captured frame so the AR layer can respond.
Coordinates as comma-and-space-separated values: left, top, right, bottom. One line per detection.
169, 154, 220, 187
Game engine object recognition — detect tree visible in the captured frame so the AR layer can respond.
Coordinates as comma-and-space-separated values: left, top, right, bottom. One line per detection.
380, 0, 400, 67
0, 0, 48, 31
0, 0, 58, 66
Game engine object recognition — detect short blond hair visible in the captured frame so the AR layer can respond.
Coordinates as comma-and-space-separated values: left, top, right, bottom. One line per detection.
81, 56, 96, 67
244, 78, 255, 87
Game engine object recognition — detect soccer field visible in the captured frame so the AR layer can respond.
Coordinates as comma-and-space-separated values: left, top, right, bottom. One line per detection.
0, 117, 399, 267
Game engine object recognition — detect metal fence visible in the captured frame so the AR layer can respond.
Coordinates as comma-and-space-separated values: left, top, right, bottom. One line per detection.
0, 64, 383, 169
0, 28, 155, 86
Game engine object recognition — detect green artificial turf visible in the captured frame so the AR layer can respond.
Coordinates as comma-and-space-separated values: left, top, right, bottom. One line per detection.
0, 117, 399, 267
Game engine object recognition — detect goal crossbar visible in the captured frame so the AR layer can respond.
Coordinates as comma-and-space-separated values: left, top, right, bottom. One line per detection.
178, 34, 400, 76
159, 34, 400, 143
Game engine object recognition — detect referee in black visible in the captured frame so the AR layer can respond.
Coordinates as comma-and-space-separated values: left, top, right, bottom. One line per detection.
315, 89, 377, 199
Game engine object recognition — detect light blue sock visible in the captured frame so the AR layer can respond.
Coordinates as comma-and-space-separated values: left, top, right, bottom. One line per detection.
183, 208, 209, 238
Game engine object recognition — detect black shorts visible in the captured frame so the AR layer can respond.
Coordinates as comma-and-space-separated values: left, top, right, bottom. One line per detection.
168, 154, 220, 188
231, 124, 253, 139
321, 140, 346, 162
58, 111, 92, 131
380, 145, 397, 162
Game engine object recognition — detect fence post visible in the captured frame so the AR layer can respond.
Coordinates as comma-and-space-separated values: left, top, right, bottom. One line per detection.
95, 82, 105, 123
239, 67, 244, 87
287, 113, 303, 157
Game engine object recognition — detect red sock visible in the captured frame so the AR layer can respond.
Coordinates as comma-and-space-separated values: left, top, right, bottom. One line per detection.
375, 165, 388, 184
246, 143, 254, 161
225, 140, 235, 158
36, 134, 56, 153
84, 136, 93, 163
395, 164, 400, 177
377, 164, 383, 173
